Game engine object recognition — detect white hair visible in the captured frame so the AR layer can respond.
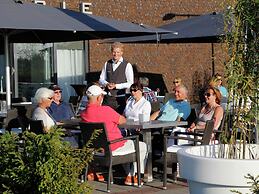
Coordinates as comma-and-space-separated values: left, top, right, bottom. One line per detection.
33, 87, 54, 104
178, 85, 188, 99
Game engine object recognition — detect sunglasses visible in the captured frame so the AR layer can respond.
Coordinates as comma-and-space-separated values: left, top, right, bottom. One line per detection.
204, 93, 214, 97
130, 89, 139, 93
54, 90, 62, 94
173, 81, 179, 84
48, 97, 53, 100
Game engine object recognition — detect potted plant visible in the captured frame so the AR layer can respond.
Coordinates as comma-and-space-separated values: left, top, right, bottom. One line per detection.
177, 0, 259, 193
0, 128, 94, 194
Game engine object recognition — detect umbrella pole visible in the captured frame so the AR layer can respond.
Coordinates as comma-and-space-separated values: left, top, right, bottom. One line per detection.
4, 33, 11, 110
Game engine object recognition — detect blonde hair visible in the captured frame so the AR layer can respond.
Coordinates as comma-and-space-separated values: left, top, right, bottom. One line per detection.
209, 73, 223, 87
111, 42, 124, 52
174, 78, 182, 83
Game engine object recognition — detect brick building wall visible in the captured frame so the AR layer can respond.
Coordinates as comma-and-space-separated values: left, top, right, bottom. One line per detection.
26, 0, 227, 103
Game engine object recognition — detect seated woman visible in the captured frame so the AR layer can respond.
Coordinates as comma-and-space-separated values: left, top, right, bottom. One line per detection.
32, 87, 56, 132
209, 74, 228, 110
123, 82, 151, 135
187, 86, 224, 133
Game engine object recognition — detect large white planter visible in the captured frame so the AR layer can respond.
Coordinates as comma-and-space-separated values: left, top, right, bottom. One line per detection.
177, 144, 259, 194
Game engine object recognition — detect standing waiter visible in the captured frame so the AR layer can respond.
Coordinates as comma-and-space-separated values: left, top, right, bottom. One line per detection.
99, 42, 134, 114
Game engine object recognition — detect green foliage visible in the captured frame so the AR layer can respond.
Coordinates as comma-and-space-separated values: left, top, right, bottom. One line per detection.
231, 174, 259, 194
0, 128, 93, 194
222, 0, 259, 159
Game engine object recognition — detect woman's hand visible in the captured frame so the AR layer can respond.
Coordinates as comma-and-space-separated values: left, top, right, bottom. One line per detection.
187, 123, 196, 132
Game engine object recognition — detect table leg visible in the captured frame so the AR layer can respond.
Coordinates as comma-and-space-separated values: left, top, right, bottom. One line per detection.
142, 129, 153, 182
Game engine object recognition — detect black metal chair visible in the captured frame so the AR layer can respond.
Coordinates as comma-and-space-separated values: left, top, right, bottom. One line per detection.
161, 120, 215, 189
29, 120, 44, 134
151, 101, 160, 113
79, 122, 141, 193
163, 93, 174, 104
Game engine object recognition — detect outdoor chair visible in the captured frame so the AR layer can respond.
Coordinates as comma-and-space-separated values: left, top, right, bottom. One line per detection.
163, 93, 174, 104
79, 122, 141, 193
151, 101, 160, 113
3, 108, 18, 129
29, 120, 44, 134
159, 120, 214, 189
11, 97, 27, 103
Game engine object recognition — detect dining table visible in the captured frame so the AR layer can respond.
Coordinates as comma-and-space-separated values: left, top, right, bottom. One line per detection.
119, 120, 188, 182
59, 118, 188, 182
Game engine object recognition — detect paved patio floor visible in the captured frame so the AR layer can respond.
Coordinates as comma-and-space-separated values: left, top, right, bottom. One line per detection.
87, 167, 189, 194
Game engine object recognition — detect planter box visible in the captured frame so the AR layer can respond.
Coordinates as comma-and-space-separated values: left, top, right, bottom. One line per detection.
177, 144, 259, 194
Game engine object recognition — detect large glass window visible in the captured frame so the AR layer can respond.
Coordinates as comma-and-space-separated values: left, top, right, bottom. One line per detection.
14, 41, 86, 102
14, 43, 54, 101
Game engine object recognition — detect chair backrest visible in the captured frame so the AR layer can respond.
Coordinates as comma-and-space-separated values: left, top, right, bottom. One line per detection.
151, 101, 160, 113
186, 108, 197, 127
11, 97, 27, 103
79, 122, 111, 158
163, 93, 174, 104
29, 120, 44, 134
218, 111, 226, 131
69, 103, 76, 116
201, 120, 215, 145
3, 108, 18, 128
69, 96, 79, 105
25, 105, 36, 119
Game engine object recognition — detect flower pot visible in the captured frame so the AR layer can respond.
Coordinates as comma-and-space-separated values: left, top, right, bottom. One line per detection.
177, 144, 259, 194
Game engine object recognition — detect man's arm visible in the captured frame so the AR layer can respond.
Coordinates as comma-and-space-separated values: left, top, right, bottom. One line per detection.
99, 62, 109, 87
115, 63, 134, 90
150, 110, 160, 120
118, 115, 127, 125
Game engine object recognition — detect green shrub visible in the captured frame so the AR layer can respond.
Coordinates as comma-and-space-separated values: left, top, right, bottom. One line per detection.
0, 128, 93, 194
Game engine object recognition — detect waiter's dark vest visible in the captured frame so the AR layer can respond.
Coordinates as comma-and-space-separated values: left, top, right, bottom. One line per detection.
106, 59, 127, 96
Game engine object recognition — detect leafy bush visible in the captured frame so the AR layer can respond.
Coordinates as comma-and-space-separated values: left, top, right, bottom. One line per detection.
0, 128, 93, 194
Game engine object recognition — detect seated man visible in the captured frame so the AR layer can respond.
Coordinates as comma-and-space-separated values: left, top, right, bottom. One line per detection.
150, 85, 191, 121
80, 85, 147, 185
150, 85, 191, 156
48, 85, 75, 122
139, 77, 158, 103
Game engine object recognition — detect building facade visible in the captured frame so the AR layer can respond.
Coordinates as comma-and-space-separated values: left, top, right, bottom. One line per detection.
3, 0, 226, 103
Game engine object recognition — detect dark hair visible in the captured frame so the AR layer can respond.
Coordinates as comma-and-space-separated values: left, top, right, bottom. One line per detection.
130, 82, 143, 92
207, 86, 222, 104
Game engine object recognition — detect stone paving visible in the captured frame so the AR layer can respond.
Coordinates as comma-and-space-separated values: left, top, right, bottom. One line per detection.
88, 169, 189, 194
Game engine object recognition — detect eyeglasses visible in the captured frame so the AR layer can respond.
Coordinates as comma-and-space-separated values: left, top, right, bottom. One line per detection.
204, 93, 214, 97
54, 90, 62, 94
130, 89, 138, 93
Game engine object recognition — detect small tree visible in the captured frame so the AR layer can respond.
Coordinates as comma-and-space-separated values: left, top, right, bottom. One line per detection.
0, 128, 94, 194
222, 0, 258, 158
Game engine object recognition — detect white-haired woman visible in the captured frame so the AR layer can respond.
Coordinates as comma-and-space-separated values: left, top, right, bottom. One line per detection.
32, 87, 55, 132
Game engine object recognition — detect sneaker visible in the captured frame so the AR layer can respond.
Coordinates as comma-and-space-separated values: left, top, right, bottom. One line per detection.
95, 173, 105, 182
87, 173, 94, 181
124, 175, 133, 186
133, 175, 143, 186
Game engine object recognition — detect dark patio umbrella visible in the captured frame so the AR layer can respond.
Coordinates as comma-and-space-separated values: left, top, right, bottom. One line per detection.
102, 12, 226, 44
0, 0, 169, 108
